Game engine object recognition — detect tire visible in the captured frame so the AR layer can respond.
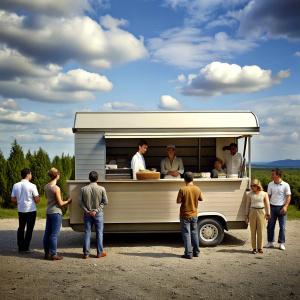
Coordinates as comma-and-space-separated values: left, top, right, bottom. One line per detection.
198, 218, 224, 247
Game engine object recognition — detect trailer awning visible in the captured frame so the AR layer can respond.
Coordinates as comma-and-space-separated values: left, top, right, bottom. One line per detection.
73, 111, 259, 138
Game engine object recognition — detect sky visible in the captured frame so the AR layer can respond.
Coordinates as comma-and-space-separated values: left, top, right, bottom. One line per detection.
0, 0, 300, 162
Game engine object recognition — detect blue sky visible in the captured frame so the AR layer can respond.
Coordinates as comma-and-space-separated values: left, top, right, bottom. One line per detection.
0, 0, 300, 162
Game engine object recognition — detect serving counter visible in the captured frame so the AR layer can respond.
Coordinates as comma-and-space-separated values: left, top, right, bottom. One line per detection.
66, 178, 249, 232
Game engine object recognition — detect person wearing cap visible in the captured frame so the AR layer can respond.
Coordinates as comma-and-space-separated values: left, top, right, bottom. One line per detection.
160, 144, 184, 179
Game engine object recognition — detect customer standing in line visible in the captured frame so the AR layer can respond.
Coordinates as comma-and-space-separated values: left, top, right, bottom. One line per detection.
177, 172, 203, 259
245, 179, 271, 254
264, 168, 291, 251
11, 168, 40, 253
79, 171, 108, 259
43, 168, 72, 260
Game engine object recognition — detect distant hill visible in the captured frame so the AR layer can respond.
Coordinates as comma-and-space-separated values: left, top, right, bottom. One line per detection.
251, 159, 300, 168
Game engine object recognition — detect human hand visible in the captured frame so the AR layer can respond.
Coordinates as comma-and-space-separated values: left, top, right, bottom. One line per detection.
85, 211, 91, 215
280, 207, 287, 215
90, 211, 97, 217
68, 198, 72, 204
172, 171, 179, 177
266, 214, 271, 220
245, 216, 249, 224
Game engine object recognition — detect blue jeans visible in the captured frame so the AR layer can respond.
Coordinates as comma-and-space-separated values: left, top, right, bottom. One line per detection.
43, 213, 63, 257
180, 216, 200, 257
83, 211, 104, 256
267, 205, 287, 244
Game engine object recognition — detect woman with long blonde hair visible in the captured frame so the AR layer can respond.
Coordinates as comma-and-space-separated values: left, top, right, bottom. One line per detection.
245, 179, 271, 254
43, 168, 72, 260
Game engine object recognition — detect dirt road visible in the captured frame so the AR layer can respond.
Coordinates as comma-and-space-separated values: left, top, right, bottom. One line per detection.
0, 219, 299, 299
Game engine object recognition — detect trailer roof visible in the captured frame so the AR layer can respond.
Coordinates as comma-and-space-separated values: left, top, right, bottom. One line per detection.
73, 111, 259, 138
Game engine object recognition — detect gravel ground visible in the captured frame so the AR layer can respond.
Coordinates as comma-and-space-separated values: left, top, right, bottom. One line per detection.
0, 219, 299, 300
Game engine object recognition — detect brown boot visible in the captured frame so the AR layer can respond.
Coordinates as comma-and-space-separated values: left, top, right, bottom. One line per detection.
44, 254, 51, 260
83, 255, 89, 259
97, 253, 107, 258
51, 254, 63, 260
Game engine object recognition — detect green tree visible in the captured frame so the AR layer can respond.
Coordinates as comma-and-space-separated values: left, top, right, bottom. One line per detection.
0, 150, 8, 205
30, 147, 51, 195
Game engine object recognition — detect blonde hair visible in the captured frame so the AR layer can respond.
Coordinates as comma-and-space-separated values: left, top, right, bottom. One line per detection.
251, 179, 263, 191
48, 167, 60, 180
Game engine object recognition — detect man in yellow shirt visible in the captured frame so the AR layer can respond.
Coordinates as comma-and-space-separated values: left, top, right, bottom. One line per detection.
177, 172, 203, 259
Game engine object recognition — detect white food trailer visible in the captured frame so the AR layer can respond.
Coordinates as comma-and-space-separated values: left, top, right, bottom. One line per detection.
65, 111, 259, 246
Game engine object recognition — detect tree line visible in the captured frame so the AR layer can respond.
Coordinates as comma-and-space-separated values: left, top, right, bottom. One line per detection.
0, 139, 74, 208
1, 140, 299, 210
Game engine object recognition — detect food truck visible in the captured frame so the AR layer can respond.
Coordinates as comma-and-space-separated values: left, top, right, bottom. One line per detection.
64, 111, 259, 246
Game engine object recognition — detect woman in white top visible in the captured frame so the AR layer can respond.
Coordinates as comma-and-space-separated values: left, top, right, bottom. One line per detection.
245, 179, 271, 254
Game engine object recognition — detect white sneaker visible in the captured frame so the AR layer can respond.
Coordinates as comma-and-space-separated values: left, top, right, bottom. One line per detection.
279, 244, 286, 251
264, 242, 274, 248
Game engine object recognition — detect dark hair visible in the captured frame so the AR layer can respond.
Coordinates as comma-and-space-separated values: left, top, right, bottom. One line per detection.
21, 168, 31, 179
271, 168, 282, 177
138, 139, 148, 147
184, 171, 194, 183
89, 171, 98, 182
229, 143, 237, 149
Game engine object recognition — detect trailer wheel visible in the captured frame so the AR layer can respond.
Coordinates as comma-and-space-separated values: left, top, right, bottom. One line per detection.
198, 218, 224, 247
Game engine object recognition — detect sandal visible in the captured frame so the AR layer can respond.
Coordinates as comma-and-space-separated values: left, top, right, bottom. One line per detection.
252, 249, 257, 254
258, 249, 263, 254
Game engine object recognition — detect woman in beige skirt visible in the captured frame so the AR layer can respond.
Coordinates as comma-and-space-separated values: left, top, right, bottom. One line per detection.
245, 179, 271, 254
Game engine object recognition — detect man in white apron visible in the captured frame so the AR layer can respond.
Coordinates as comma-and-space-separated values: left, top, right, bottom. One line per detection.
131, 140, 148, 179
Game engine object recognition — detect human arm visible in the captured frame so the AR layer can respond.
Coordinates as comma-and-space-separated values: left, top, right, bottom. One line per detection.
78, 188, 89, 213
280, 195, 291, 215
160, 159, 168, 176
91, 189, 108, 217
11, 197, 17, 203
245, 194, 251, 223
54, 186, 71, 207
264, 192, 271, 220
198, 192, 203, 201
178, 158, 184, 175
34, 196, 40, 204
176, 189, 183, 204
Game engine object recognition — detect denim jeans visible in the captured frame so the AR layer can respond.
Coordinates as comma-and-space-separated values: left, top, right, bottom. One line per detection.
180, 216, 200, 257
267, 204, 287, 244
83, 211, 104, 256
18, 211, 36, 251
43, 213, 63, 257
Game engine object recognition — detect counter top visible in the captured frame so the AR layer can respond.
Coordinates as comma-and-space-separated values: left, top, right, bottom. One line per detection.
68, 178, 248, 184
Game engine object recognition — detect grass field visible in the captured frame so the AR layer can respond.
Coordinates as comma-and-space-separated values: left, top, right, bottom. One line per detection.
0, 195, 69, 219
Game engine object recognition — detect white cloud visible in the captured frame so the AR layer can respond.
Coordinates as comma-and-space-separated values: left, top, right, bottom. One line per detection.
0, 11, 148, 71
99, 102, 140, 111
0, 107, 49, 124
169, 74, 186, 83
39, 135, 64, 141
148, 28, 256, 69
158, 95, 184, 110
178, 62, 290, 97
163, 0, 244, 26
0, 98, 20, 110
0, 59, 113, 102
14, 134, 34, 141
37, 128, 73, 137
294, 52, 300, 57
54, 69, 113, 92
0, 124, 28, 132
0, 0, 107, 17
0, 47, 60, 80
100, 14, 129, 29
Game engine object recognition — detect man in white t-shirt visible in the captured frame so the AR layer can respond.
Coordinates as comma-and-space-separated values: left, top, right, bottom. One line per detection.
264, 168, 291, 251
11, 168, 40, 253
131, 140, 148, 179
